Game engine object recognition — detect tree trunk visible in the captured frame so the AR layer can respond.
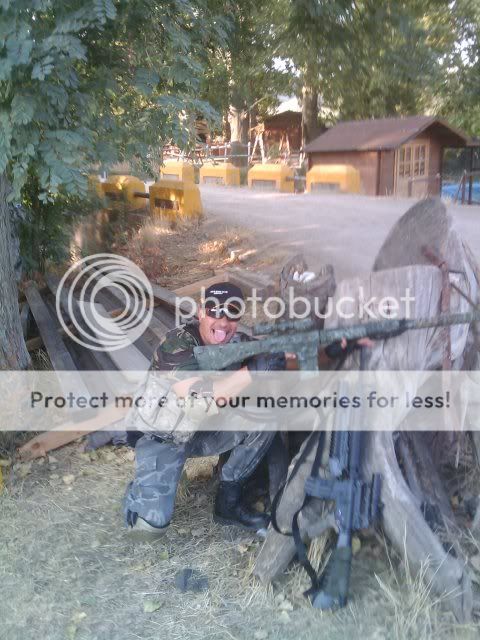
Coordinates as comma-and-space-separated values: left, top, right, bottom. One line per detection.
228, 83, 248, 145
301, 84, 319, 147
0, 173, 31, 370
228, 105, 248, 144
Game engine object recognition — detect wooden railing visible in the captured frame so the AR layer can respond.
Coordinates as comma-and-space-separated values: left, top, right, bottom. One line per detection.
452, 170, 480, 205
162, 142, 303, 166
407, 173, 441, 197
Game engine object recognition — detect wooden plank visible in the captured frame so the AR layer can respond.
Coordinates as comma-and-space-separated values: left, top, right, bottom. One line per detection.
150, 282, 194, 316
148, 314, 170, 343
173, 273, 227, 297
47, 272, 151, 373
20, 302, 30, 337
45, 274, 123, 373
18, 404, 129, 460
24, 282, 91, 400
152, 305, 176, 330
221, 266, 275, 299
75, 269, 165, 359
80, 301, 150, 372
43, 291, 122, 377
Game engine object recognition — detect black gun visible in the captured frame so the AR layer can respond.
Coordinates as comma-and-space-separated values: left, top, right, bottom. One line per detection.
304, 429, 381, 609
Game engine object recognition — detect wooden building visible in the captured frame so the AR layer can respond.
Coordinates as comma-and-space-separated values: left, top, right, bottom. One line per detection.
262, 110, 303, 153
305, 116, 469, 197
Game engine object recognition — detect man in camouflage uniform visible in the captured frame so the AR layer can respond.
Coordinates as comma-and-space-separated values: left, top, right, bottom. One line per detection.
124, 282, 286, 537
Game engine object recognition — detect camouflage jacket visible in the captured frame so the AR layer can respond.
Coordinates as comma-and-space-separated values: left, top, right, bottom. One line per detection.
125, 322, 252, 444
150, 321, 252, 378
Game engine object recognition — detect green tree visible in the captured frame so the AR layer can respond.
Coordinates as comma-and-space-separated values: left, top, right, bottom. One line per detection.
324, 0, 456, 120
434, 0, 480, 136
200, 0, 288, 147
0, 0, 228, 369
278, 0, 351, 144
276, 0, 457, 141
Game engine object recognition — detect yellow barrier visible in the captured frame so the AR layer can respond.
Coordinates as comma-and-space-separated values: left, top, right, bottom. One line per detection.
247, 164, 295, 193
99, 175, 148, 209
149, 179, 203, 218
199, 162, 240, 187
88, 174, 105, 198
160, 160, 195, 183
306, 164, 360, 194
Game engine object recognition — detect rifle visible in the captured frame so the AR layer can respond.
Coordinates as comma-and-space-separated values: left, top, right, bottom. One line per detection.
303, 378, 382, 609
302, 429, 382, 609
193, 311, 480, 371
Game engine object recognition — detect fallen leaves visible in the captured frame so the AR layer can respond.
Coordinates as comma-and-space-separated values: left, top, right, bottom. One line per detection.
143, 600, 163, 613
16, 462, 32, 478
66, 611, 87, 639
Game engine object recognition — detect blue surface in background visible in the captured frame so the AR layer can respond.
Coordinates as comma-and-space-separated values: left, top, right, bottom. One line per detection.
442, 182, 480, 202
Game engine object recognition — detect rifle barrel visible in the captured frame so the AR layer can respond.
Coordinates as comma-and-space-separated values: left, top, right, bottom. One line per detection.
194, 311, 480, 370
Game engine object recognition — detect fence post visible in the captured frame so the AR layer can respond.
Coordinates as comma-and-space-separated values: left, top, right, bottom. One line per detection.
461, 169, 467, 204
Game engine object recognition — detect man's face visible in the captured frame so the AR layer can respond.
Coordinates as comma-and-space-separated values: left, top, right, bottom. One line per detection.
198, 307, 239, 345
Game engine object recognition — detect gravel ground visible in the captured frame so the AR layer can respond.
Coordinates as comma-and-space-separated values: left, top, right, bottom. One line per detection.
200, 187, 480, 282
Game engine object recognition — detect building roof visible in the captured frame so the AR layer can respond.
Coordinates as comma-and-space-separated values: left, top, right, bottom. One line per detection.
305, 115, 469, 153
264, 110, 302, 125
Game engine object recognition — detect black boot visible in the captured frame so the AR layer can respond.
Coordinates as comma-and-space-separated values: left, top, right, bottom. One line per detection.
214, 481, 270, 531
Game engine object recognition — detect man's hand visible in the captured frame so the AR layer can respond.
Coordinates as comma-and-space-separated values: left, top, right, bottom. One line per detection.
324, 337, 374, 360
246, 352, 287, 372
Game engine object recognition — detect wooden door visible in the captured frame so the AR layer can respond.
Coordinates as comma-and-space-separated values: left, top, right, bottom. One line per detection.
395, 142, 429, 197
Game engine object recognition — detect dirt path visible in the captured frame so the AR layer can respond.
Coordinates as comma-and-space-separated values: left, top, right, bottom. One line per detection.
201, 186, 480, 281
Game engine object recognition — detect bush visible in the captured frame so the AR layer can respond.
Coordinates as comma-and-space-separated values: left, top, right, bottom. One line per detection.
19, 173, 94, 274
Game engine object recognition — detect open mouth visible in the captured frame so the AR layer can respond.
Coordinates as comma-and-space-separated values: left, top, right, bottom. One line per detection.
212, 328, 228, 343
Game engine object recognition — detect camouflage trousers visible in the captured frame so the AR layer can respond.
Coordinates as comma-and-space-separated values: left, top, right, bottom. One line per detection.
123, 417, 276, 529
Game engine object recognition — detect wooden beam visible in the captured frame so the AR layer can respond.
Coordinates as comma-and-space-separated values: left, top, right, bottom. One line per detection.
24, 282, 91, 400
45, 271, 161, 367
220, 266, 275, 299
20, 302, 30, 337
80, 300, 150, 372
18, 404, 130, 460
173, 273, 227, 298
150, 282, 195, 316
147, 314, 170, 342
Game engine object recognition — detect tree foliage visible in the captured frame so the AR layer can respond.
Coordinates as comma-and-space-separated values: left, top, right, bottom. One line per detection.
0, 0, 229, 201
434, 0, 480, 136
199, 0, 290, 141
275, 0, 463, 124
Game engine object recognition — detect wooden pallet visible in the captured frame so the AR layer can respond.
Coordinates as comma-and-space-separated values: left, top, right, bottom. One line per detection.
19, 273, 179, 459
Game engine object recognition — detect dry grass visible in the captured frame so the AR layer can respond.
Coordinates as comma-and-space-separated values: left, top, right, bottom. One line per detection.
115, 217, 255, 290
1, 443, 479, 640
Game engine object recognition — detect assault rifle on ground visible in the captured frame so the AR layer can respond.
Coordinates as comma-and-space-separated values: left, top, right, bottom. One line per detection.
193, 311, 480, 371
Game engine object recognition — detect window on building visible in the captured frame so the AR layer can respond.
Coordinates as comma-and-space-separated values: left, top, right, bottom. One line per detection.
399, 144, 427, 178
